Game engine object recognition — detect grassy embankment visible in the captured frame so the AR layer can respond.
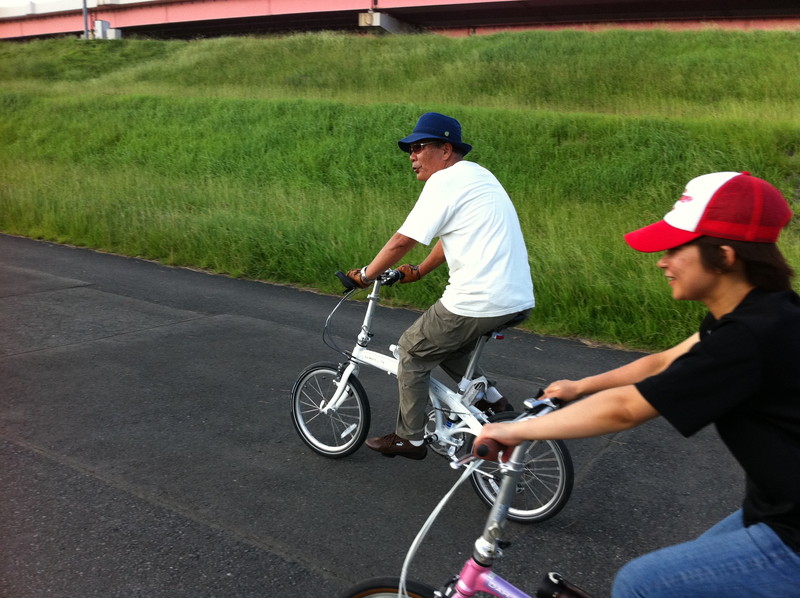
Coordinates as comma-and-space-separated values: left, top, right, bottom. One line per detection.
0, 31, 798, 349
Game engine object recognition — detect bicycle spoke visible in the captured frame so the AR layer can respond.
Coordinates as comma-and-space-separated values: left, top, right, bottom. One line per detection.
468, 412, 574, 523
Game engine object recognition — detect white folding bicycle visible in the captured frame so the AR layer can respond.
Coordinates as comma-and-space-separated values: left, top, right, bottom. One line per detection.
290, 269, 573, 523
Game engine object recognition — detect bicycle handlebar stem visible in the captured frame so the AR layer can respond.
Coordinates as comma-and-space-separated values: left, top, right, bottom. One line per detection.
472, 441, 532, 565
356, 280, 383, 347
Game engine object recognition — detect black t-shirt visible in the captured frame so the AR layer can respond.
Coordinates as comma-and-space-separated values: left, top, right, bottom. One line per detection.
636, 288, 800, 551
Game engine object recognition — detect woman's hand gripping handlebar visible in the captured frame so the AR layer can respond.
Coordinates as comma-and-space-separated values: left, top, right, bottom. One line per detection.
453, 396, 564, 468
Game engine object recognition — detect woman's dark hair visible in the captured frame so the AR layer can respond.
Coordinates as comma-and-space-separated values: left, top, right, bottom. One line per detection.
693, 236, 795, 292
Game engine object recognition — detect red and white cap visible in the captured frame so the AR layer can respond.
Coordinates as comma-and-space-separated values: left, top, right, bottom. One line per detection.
624, 172, 792, 253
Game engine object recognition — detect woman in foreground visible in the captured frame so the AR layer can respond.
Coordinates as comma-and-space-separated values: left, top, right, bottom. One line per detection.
475, 171, 800, 597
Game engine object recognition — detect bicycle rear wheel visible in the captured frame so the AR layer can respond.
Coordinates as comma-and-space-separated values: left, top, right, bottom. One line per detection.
339, 577, 437, 598
291, 362, 370, 458
468, 411, 574, 523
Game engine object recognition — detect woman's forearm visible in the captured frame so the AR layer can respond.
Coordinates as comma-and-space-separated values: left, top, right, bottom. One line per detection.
480, 385, 659, 445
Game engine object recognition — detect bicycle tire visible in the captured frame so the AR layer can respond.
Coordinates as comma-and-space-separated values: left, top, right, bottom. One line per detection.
468, 411, 574, 523
290, 362, 370, 458
339, 577, 437, 598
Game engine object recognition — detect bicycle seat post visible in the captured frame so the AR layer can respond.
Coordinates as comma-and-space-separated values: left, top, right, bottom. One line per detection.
458, 334, 490, 393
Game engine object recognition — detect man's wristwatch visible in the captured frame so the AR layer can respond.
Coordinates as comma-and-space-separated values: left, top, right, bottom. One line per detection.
360, 266, 375, 285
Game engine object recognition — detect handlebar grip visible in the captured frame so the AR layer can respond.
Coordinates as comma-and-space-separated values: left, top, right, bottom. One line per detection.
474, 438, 507, 461
335, 270, 358, 291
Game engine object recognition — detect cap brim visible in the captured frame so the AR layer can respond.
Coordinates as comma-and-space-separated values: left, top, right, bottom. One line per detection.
624, 220, 702, 253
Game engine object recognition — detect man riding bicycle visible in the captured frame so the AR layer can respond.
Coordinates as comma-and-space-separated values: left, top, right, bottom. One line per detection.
346, 112, 534, 461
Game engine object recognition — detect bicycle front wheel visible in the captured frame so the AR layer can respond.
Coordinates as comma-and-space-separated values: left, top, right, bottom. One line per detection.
339, 577, 437, 598
468, 411, 574, 523
291, 362, 370, 458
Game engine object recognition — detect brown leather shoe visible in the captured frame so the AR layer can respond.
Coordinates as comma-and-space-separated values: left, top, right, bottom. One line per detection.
475, 396, 514, 414
365, 433, 427, 460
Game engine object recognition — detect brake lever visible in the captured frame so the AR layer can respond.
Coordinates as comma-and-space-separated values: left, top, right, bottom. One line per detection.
380, 269, 404, 286
522, 396, 564, 415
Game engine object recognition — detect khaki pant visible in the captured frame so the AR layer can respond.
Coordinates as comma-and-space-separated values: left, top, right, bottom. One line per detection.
394, 300, 530, 440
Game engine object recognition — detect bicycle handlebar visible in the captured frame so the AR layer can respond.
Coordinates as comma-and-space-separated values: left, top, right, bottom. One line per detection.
471, 396, 564, 463
335, 268, 404, 291
381, 269, 404, 285
473, 438, 507, 462
335, 270, 359, 290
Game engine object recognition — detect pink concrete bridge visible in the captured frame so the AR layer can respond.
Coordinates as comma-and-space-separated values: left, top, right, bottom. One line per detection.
1, 0, 798, 40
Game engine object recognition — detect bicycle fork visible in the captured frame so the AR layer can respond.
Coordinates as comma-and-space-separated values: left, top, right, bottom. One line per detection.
322, 278, 397, 418
321, 345, 398, 415
320, 361, 359, 417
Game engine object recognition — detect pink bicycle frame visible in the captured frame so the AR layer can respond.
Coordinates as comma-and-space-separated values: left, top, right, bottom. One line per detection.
451, 558, 533, 598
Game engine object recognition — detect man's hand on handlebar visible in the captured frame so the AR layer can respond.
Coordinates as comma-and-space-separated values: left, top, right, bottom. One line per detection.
345, 266, 373, 289
338, 267, 405, 290
396, 264, 423, 283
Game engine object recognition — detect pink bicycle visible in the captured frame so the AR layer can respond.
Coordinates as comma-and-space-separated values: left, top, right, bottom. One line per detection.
339, 398, 594, 598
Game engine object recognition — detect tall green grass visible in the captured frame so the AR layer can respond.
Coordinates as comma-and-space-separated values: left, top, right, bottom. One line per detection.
3, 32, 798, 120
1, 31, 798, 349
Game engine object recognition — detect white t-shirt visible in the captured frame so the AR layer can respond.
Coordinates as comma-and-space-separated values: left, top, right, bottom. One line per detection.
397, 161, 535, 318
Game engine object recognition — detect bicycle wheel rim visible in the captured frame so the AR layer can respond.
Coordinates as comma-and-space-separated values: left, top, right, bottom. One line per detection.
469, 412, 574, 522
291, 363, 370, 457
340, 576, 437, 598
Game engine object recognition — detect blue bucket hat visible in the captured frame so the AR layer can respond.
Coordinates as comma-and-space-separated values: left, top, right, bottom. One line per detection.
398, 112, 472, 156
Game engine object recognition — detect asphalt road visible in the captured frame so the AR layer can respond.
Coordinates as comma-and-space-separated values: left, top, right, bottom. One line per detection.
0, 233, 744, 598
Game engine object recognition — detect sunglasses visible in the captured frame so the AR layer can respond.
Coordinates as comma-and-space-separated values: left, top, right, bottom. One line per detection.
406, 141, 440, 154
